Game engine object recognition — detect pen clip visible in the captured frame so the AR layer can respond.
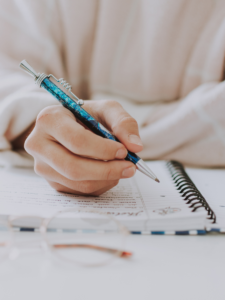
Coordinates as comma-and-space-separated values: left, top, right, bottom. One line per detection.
19, 60, 84, 106
48, 74, 84, 106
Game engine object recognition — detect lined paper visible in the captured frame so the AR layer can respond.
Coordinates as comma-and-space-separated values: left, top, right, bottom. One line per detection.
0, 162, 200, 225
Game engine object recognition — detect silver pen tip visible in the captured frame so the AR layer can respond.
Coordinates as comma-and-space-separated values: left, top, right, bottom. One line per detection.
136, 159, 160, 182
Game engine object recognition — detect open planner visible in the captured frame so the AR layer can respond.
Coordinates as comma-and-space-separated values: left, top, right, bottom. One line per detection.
0, 161, 224, 235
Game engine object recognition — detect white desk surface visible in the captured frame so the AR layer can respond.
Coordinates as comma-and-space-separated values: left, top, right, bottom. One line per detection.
0, 233, 224, 300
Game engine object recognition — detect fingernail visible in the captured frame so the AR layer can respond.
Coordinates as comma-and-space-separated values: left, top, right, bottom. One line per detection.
122, 166, 136, 178
128, 135, 143, 146
116, 148, 127, 159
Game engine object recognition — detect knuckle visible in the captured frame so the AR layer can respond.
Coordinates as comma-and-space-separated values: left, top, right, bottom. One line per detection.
112, 114, 138, 134
105, 168, 113, 181
104, 165, 116, 180
102, 100, 121, 109
71, 131, 87, 152
101, 142, 113, 159
63, 163, 81, 181
59, 125, 87, 154
34, 161, 45, 176
117, 115, 138, 128
36, 106, 53, 124
36, 105, 64, 127
24, 135, 33, 153
24, 132, 40, 155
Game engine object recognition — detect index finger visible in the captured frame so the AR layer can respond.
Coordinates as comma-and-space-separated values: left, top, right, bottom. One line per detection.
83, 100, 143, 153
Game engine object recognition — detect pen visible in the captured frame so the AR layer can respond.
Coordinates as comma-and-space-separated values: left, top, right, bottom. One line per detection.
19, 60, 159, 182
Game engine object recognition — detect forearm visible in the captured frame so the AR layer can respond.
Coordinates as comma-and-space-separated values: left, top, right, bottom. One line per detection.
139, 81, 225, 167
0, 1, 64, 166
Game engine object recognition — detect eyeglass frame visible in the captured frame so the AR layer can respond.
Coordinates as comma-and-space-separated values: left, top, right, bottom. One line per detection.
0, 208, 132, 267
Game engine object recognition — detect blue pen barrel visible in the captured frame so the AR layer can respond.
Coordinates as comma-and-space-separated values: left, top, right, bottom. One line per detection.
41, 78, 140, 165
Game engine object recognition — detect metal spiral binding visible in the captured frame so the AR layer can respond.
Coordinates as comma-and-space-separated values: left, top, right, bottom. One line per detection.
167, 161, 216, 223
48, 75, 84, 106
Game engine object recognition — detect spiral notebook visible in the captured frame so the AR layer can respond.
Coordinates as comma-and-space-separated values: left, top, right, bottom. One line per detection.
0, 161, 224, 235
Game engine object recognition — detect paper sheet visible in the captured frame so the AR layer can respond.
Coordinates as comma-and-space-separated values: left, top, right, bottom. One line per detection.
0, 162, 194, 222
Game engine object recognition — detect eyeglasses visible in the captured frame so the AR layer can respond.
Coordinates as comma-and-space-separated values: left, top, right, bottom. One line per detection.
0, 208, 132, 267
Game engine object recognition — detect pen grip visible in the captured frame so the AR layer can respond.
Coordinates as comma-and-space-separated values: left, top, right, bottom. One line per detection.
41, 78, 140, 164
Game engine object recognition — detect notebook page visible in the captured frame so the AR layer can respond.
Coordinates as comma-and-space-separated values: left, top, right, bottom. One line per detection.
0, 167, 147, 219
0, 162, 199, 224
186, 167, 225, 230
134, 161, 199, 220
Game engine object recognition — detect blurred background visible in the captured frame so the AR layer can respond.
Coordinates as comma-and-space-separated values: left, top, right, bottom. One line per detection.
0, 0, 225, 167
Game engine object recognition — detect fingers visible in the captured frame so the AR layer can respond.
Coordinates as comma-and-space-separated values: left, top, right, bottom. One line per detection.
34, 160, 119, 194
25, 102, 139, 197
25, 104, 136, 196
35, 105, 128, 161
83, 100, 143, 153
47, 181, 118, 196
27, 138, 136, 181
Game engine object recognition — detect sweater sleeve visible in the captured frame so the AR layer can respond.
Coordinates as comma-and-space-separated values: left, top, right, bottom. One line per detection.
139, 81, 225, 167
0, 0, 65, 166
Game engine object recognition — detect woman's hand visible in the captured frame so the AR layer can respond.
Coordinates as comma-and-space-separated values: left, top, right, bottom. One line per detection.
25, 100, 143, 196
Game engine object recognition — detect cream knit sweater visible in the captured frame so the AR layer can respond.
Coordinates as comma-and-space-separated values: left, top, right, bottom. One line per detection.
0, 0, 225, 167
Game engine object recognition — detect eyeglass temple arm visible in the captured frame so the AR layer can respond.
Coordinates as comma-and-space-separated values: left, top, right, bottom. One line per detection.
52, 243, 132, 258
